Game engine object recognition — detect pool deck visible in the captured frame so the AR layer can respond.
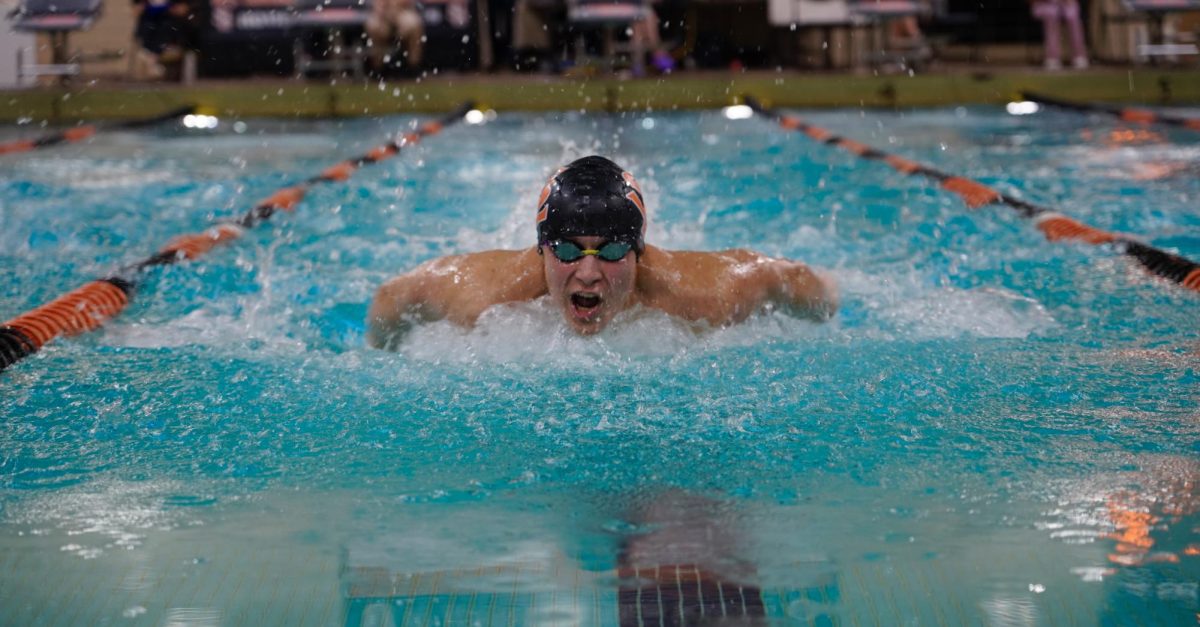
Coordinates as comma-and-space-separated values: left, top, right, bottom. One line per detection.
2, 68, 1199, 122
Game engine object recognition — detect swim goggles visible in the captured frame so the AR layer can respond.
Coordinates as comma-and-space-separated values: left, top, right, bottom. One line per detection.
545, 239, 633, 263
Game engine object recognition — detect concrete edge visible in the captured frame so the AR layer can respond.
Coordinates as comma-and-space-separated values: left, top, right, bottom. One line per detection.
1, 69, 1198, 122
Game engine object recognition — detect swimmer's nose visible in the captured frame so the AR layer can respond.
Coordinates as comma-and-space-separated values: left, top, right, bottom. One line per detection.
575, 254, 603, 283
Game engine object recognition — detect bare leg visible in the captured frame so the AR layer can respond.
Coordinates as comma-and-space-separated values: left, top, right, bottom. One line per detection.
1061, 0, 1089, 66
889, 16, 920, 43
630, 8, 661, 50
630, 7, 672, 75
364, 16, 390, 68
1035, 3, 1063, 69
396, 10, 424, 67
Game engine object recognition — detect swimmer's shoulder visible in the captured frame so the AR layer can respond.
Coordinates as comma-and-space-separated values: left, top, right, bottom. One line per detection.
640, 245, 773, 284
414, 247, 546, 310
637, 246, 835, 323
414, 248, 522, 276
369, 248, 545, 345
635, 246, 765, 323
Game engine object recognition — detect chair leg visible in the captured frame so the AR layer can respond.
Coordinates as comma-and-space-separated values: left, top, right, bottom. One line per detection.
17, 47, 27, 85
181, 50, 197, 84
603, 25, 615, 72
51, 32, 67, 66
631, 30, 645, 76
127, 37, 137, 78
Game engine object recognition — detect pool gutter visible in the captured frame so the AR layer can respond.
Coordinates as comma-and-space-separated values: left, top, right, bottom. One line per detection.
1, 69, 1199, 122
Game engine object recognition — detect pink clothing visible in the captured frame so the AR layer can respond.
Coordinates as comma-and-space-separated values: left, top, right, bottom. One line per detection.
1032, 0, 1079, 19
1031, 0, 1089, 65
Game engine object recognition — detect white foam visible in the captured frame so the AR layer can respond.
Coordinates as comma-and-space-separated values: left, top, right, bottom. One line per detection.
396, 296, 830, 368
20, 159, 176, 189
10, 478, 201, 559
1063, 143, 1200, 180
785, 223, 837, 251
981, 595, 1041, 627
103, 308, 307, 353
841, 268, 1056, 340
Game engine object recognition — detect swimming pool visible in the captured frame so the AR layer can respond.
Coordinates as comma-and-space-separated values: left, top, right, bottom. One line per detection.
2, 104, 1199, 625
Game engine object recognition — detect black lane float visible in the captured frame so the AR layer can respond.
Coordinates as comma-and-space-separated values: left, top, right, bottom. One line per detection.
743, 96, 1200, 296
0, 101, 476, 373
1020, 91, 1200, 132
0, 105, 198, 155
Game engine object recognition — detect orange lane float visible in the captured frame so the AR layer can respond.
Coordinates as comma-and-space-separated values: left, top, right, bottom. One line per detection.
883, 155, 923, 175
259, 186, 308, 212
4, 280, 129, 350
0, 139, 38, 155
160, 224, 247, 260
742, 95, 1200, 296
1035, 214, 1118, 245
0, 106, 196, 156
1, 102, 477, 373
1022, 91, 1200, 133
940, 177, 1001, 209
319, 161, 358, 182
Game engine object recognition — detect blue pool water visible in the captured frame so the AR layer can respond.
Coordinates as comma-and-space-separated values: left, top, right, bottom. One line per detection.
2, 105, 1199, 626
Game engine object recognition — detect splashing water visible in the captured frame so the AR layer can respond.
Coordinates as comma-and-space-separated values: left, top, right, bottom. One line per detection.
1, 108, 1198, 625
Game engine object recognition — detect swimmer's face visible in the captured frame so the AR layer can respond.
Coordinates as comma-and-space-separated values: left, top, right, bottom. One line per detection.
541, 236, 637, 335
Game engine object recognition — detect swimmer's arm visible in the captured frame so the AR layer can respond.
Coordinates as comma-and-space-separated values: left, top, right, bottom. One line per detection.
766, 260, 838, 322
366, 271, 444, 349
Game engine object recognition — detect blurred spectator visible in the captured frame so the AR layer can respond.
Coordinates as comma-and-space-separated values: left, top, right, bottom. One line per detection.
630, 4, 673, 75
852, 0, 931, 71
510, 0, 558, 70
485, 0, 516, 68
1030, 0, 1089, 69
889, 13, 930, 66
889, 15, 922, 48
365, 0, 424, 74
509, 0, 674, 74
132, 0, 203, 79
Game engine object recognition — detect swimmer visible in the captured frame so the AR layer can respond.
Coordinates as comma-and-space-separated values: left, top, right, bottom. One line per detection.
367, 156, 837, 347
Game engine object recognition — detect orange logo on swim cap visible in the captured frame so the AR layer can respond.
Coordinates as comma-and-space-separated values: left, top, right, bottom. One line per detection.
622, 171, 647, 233
535, 167, 569, 225
535, 179, 553, 224
622, 171, 642, 195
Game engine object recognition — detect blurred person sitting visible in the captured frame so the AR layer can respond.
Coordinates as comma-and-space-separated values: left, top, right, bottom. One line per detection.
565, 0, 673, 77
890, 13, 931, 62
852, 0, 931, 70
1030, 0, 1090, 69
629, 4, 673, 75
889, 15, 921, 48
365, 0, 424, 75
132, 0, 204, 80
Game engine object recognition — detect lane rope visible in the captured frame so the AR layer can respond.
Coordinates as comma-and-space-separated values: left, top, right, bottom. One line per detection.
0, 105, 198, 155
1, 101, 476, 373
744, 96, 1200, 295
1021, 91, 1200, 132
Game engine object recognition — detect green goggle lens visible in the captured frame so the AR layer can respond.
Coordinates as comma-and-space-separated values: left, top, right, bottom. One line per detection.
549, 240, 633, 262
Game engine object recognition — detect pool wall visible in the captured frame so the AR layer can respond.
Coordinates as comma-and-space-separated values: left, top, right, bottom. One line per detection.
1, 69, 1199, 122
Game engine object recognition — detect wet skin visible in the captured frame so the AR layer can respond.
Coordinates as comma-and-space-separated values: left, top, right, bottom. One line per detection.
366, 240, 836, 348
541, 236, 637, 335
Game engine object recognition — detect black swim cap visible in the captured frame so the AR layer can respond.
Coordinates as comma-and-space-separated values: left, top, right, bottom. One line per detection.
536, 156, 647, 252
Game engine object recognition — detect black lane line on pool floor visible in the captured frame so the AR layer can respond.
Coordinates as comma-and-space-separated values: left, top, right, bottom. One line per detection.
0, 105, 198, 156
1021, 91, 1200, 132
743, 95, 1200, 296
0, 101, 477, 374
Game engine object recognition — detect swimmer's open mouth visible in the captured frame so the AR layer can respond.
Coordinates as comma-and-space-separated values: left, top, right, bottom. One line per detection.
571, 293, 602, 310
